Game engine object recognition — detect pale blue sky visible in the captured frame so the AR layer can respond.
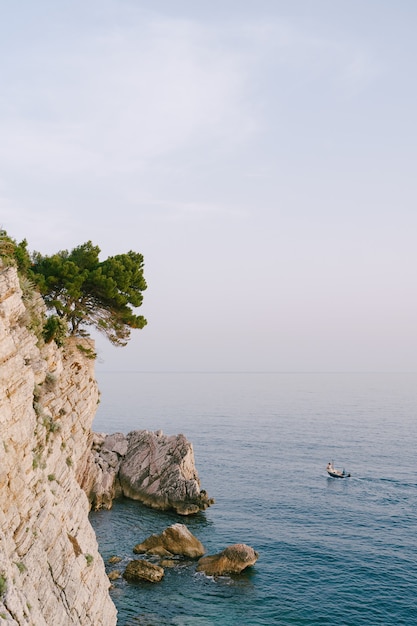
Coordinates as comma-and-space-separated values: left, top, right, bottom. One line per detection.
1, 1, 416, 371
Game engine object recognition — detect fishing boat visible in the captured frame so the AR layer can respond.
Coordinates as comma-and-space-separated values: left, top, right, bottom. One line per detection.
326, 461, 350, 478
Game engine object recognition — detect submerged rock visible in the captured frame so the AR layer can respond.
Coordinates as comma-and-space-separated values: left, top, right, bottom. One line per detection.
197, 544, 259, 576
133, 523, 205, 559
108, 555, 122, 564
123, 559, 164, 583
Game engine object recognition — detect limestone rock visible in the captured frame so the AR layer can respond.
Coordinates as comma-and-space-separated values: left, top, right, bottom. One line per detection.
108, 555, 122, 564
79, 432, 125, 510
0, 263, 117, 625
123, 559, 164, 583
81, 427, 214, 514
133, 523, 205, 559
118, 430, 214, 514
197, 544, 259, 576
103, 432, 129, 457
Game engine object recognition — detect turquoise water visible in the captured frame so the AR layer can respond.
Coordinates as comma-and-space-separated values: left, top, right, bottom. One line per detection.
90, 372, 417, 625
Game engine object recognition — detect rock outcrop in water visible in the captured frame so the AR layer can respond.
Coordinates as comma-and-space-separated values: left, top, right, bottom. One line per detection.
0, 260, 257, 620
123, 559, 164, 583
118, 526, 258, 583
133, 523, 205, 558
81, 430, 214, 515
80, 432, 125, 510
197, 544, 259, 576
0, 263, 117, 625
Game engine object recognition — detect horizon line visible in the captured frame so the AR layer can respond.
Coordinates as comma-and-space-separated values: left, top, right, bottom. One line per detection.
94, 369, 417, 374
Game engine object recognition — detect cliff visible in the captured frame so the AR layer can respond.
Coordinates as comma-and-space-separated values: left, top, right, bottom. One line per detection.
0, 263, 117, 625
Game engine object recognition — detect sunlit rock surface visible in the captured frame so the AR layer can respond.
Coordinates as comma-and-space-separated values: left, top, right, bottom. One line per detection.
133, 523, 205, 559
123, 559, 164, 583
0, 263, 117, 625
83, 429, 214, 515
197, 544, 259, 576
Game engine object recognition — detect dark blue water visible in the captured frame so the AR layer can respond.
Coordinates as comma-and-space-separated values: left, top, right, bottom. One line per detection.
90, 372, 417, 625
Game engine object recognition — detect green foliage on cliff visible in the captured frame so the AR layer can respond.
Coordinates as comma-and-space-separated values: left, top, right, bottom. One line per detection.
0, 230, 31, 273
42, 315, 67, 347
0, 573, 7, 598
0, 231, 45, 342
0, 229, 148, 348
30, 241, 147, 346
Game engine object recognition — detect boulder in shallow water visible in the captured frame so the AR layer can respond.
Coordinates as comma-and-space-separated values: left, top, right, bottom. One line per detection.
133, 523, 205, 559
197, 543, 259, 576
123, 559, 164, 583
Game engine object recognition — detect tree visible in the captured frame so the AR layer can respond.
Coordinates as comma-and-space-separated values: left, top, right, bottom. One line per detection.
30, 241, 147, 346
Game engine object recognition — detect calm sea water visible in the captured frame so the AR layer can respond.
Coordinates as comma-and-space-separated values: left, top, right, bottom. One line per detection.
90, 372, 417, 626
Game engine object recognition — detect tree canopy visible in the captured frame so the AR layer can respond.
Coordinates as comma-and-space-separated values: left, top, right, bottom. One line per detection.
29, 241, 147, 346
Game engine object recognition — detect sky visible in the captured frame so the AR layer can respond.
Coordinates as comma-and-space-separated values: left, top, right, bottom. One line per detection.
1, 0, 416, 372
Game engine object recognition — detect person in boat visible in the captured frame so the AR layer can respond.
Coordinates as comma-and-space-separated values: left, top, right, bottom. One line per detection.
326, 462, 333, 471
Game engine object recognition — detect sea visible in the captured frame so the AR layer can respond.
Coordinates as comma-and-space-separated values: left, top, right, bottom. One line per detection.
90, 372, 417, 626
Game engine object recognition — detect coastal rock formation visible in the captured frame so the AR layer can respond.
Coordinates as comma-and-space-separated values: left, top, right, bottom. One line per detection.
80, 432, 125, 510
0, 263, 117, 625
123, 560, 164, 583
119, 430, 214, 514
133, 523, 205, 559
197, 544, 259, 576
82, 429, 214, 515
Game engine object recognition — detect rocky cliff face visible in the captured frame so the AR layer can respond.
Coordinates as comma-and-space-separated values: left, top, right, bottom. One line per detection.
0, 263, 117, 625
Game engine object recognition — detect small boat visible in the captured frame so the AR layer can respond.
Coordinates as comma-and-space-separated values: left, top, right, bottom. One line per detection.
326, 461, 350, 478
